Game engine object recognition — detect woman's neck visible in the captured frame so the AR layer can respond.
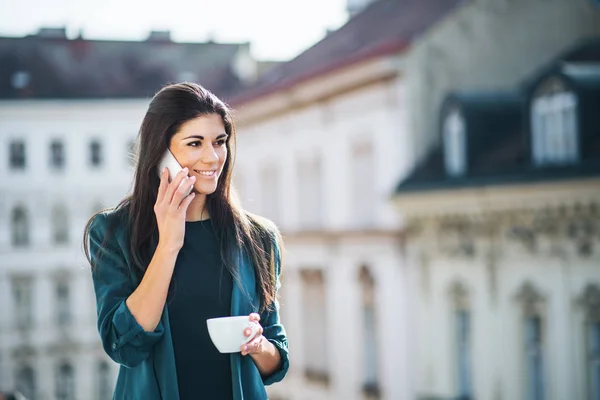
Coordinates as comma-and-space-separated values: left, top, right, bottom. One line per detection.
185, 193, 209, 221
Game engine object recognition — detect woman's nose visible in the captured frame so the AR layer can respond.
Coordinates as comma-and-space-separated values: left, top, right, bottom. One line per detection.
201, 146, 219, 164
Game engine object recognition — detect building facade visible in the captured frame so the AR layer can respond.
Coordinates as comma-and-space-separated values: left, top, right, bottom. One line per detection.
0, 30, 251, 399
394, 38, 600, 400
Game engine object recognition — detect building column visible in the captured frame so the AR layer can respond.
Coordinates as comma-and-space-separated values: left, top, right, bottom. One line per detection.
327, 256, 361, 400
37, 354, 54, 400
372, 250, 413, 400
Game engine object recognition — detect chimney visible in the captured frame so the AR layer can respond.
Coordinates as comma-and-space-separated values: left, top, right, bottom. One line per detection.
36, 27, 67, 39
146, 30, 171, 42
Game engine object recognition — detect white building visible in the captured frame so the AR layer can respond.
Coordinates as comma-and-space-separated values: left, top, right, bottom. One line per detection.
229, 1, 600, 400
0, 28, 253, 400
394, 38, 600, 400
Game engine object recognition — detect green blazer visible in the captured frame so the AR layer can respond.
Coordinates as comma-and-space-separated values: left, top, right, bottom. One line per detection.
88, 210, 289, 400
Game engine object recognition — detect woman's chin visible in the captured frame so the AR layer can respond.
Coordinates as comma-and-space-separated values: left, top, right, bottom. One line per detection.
192, 184, 218, 196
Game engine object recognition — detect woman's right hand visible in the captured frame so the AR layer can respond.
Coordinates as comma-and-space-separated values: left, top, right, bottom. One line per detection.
154, 167, 196, 253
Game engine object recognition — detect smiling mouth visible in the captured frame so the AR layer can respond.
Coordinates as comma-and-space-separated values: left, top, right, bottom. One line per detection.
194, 170, 217, 177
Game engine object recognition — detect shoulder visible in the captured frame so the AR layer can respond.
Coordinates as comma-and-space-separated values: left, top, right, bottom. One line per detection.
89, 204, 130, 243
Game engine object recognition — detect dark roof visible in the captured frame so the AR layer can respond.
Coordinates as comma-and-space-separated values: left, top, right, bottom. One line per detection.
0, 30, 247, 99
230, 0, 466, 105
396, 38, 600, 194
522, 37, 600, 92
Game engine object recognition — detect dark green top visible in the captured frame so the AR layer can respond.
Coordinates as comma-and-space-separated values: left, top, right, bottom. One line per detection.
169, 219, 233, 400
88, 208, 289, 400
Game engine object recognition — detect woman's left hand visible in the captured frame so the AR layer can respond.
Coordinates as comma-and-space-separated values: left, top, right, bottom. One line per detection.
241, 313, 265, 356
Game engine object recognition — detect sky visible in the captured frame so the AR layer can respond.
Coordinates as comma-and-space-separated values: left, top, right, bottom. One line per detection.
0, 0, 349, 60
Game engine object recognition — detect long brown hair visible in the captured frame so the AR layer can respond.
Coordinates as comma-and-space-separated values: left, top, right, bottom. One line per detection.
83, 82, 280, 311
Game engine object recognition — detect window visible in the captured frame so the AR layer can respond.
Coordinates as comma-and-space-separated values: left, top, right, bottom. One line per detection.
16, 365, 36, 400
300, 269, 329, 383
90, 140, 103, 167
297, 155, 324, 230
12, 277, 34, 329
531, 90, 578, 166
450, 282, 472, 400
590, 322, 600, 400
55, 280, 71, 326
50, 140, 65, 168
516, 283, 546, 400
456, 311, 472, 400
525, 316, 545, 400
9, 140, 26, 169
351, 143, 375, 228
360, 266, 379, 396
52, 204, 69, 244
260, 163, 281, 223
12, 205, 29, 247
55, 363, 75, 400
97, 361, 112, 400
443, 109, 467, 177
578, 284, 600, 400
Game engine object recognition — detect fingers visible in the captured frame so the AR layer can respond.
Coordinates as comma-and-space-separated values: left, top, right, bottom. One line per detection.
164, 168, 190, 205
156, 168, 169, 203
244, 322, 263, 338
249, 313, 261, 323
241, 334, 264, 356
177, 190, 196, 212
170, 175, 196, 211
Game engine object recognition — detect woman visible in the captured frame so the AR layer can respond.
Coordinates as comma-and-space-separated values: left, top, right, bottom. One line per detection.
83, 82, 289, 400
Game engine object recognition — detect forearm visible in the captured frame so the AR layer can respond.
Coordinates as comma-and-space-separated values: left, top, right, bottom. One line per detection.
250, 339, 282, 377
125, 244, 178, 332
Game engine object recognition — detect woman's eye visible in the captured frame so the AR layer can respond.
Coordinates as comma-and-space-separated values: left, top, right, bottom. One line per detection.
215, 139, 226, 146
188, 141, 201, 147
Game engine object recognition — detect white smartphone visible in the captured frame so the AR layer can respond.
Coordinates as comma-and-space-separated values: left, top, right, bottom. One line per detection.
158, 149, 193, 196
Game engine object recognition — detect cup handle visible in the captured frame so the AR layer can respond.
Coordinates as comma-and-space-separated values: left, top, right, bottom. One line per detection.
243, 322, 260, 344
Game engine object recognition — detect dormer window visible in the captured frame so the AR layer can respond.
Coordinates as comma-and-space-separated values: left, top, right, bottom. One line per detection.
531, 78, 578, 166
443, 109, 466, 177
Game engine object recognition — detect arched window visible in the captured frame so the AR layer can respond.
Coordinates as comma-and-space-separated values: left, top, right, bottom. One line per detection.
359, 266, 380, 397
516, 282, 546, 400
16, 365, 36, 400
261, 163, 281, 224
55, 362, 75, 400
298, 154, 324, 229
55, 279, 71, 326
351, 142, 375, 228
300, 269, 329, 383
531, 78, 578, 166
90, 139, 103, 167
443, 109, 467, 177
52, 204, 69, 244
578, 284, 600, 400
12, 205, 29, 247
449, 281, 472, 400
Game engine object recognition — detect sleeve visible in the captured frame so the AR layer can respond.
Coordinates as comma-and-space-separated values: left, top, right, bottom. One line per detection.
259, 234, 290, 385
89, 213, 164, 368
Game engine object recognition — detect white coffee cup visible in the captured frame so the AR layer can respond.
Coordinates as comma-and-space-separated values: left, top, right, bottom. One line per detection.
206, 316, 260, 354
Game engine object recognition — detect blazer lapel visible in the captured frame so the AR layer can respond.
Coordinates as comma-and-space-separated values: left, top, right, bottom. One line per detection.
230, 247, 259, 400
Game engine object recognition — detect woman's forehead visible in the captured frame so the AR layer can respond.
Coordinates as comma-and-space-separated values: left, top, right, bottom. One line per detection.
174, 114, 226, 139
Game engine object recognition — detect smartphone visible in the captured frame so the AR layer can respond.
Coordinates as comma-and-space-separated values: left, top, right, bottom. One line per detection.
158, 149, 194, 196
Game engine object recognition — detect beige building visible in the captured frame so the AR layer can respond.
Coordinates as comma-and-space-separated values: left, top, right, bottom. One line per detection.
394, 38, 600, 400
231, 1, 600, 400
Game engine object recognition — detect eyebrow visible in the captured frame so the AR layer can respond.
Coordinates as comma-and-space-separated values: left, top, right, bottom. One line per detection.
183, 133, 228, 140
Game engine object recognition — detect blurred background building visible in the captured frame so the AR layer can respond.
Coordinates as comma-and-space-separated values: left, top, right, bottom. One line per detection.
0, 29, 265, 400
0, 0, 599, 399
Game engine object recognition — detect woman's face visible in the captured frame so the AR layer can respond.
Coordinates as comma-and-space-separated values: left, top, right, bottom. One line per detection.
169, 113, 228, 195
